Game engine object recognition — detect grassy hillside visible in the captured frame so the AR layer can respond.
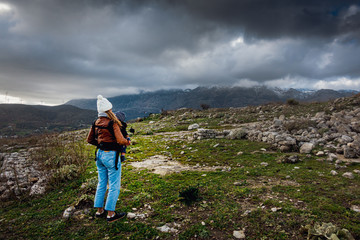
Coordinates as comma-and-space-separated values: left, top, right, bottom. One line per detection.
0, 96, 359, 239
0, 104, 97, 136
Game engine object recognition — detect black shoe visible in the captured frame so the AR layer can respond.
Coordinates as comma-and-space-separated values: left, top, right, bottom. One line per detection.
107, 212, 126, 222
95, 210, 107, 218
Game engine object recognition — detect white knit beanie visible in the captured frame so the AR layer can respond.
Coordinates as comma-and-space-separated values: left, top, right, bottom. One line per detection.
97, 95, 112, 113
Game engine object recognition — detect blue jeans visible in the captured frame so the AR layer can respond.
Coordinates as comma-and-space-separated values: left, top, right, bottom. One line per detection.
94, 149, 122, 211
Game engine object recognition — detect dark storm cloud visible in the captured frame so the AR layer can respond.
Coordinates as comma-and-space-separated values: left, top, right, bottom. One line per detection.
180, 0, 360, 39
103, 0, 360, 40
0, 0, 360, 104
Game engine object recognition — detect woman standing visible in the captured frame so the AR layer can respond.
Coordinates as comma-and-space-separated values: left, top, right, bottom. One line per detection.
87, 95, 130, 222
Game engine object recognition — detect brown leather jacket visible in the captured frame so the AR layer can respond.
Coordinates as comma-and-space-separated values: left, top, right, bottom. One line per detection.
87, 117, 130, 146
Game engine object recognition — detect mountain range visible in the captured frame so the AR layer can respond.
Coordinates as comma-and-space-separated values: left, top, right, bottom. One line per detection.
67, 86, 358, 120
1, 86, 356, 137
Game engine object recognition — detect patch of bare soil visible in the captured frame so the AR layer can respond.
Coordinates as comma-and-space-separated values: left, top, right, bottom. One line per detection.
336, 154, 360, 163
153, 131, 192, 141
129, 155, 222, 175
246, 176, 300, 189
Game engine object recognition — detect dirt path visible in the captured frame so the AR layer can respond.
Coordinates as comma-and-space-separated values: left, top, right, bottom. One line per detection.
153, 131, 193, 141
129, 155, 222, 175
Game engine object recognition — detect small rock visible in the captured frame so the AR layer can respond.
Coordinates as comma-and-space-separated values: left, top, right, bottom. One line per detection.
273, 119, 283, 127
271, 207, 282, 212
327, 153, 337, 162
201, 221, 206, 226
330, 170, 338, 176
157, 224, 178, 233
341, 135, 353, 143
335, 159, 342, 164
29, 178, 47, 196
294, 167, 300, 170
280, 145, 290, 152
300, 143, 314, 154
316, 151, 325, 156
136, 214, 146, 219
351, 205, 360, 213
63, 206, 75, 219
260, 162, 269, 167
29, 177, 39, 183
233, 230, 246, 239
289, 155, 300, 163
180, 151, 185, 155
342, 172, 354, 179
213, 144, 219, 148
314, 112, 325, 118
242, 210, 252, 216
353, 170, 360, 174
188, 124, 200, 130
201, 174, 207, 177
237, 151, 244, 155
127, 213, 136, 219
344, 147, 357, 158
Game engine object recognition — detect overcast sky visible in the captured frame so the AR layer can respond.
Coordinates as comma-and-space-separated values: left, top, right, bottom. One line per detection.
1, 0, 360, 105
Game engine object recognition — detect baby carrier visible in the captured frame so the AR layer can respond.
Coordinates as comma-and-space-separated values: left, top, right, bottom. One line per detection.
93, 120, 122, 170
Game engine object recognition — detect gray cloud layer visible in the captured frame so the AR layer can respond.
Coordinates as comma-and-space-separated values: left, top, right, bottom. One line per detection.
0, 0, 360, 104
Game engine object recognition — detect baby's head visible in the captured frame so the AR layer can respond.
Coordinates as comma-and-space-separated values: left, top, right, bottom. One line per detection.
115, 111, 126, 123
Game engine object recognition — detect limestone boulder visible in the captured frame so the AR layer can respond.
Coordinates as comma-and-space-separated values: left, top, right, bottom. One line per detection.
300, 143, 314, 154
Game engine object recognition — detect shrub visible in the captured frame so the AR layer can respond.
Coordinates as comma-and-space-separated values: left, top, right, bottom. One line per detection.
179, 186, 201, 206
143, 129, 154, 135
52, 164, 80, 182
286, 98, 299, 105
161, 108, 169, 116
74, 194, 94, 209
81, 177, 98, 193
128, 147, 141, 154
200, 104, 210, 110
30, 132, 91, 187
214, 113, 225, 118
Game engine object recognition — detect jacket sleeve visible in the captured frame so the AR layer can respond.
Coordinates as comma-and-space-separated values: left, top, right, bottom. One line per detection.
114, 123, 130, 146
86, 125, 98, 146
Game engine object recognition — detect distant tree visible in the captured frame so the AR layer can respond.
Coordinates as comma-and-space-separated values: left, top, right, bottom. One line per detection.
286, 99, 299, 106
161, 108, 169, 116
200, 103, 210, 110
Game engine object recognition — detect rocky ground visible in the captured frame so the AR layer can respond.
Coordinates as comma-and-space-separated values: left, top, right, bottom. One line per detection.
1, 95, 360, 239
152, 94, 360, 161
0, 130, 89, 201
0, 149, 47, 200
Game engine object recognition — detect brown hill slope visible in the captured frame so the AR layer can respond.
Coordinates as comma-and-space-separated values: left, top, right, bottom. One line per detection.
0, 104, 97, 137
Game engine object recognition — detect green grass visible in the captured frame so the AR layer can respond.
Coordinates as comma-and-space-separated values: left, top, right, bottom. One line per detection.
1, 117, 360, 239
